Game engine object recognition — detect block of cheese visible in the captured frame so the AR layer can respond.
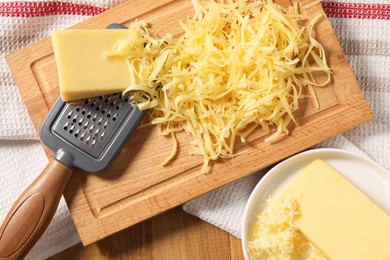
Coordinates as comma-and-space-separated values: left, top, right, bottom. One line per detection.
281, 159, 390, 260
51, 30, 131, 101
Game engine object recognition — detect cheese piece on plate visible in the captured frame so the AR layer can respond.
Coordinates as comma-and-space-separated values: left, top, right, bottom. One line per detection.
281, 159, 390, 259
51, 30, 131, 101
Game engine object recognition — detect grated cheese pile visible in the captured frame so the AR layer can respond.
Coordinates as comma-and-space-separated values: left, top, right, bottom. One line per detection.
247, 197, 327, 260
106, 0, 331, 172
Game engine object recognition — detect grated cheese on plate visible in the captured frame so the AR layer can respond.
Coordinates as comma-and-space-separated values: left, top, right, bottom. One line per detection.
247, 197, 327, 260
105, 0, 331, 172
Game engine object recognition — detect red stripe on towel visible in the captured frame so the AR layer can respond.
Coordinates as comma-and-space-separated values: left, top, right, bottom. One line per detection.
0, 1, 107, 17
0, 1, 389, 21
322, 2, 390, 20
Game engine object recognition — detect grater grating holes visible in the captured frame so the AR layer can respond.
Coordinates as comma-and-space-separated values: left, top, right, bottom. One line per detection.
67, 95, 124, 147
53, 93, 133, 157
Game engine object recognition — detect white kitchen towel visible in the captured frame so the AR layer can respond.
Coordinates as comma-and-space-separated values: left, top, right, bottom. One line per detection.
0, 0, 389, 259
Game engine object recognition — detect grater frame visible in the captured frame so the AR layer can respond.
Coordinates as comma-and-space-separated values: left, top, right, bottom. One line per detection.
40, 95, 146, 173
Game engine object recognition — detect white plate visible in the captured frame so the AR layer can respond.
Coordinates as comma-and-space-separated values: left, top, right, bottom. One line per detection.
241, 148, 390, 259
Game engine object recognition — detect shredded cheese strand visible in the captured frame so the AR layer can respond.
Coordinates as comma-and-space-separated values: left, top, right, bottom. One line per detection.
160, 133, 178, 166
106, 0, 331, 172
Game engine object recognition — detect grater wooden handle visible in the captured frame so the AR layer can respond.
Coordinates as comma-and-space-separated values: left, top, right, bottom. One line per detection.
0, 159, 73, 260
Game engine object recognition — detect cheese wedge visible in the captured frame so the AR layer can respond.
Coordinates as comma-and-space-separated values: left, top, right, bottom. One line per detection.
51, 29, 131, 101
281, 159, 390, 259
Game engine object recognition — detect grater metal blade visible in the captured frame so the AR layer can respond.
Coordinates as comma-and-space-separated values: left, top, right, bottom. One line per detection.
41, 94, 146, 172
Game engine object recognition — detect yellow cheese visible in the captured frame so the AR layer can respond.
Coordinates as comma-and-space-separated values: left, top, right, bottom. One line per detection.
51, 29, 131, 101
281, 159, 390, 259
247, 197, 326, 259
119, 0, 331, 172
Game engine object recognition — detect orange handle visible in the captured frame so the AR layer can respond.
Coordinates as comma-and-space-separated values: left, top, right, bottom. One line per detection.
0, 159, 73, 260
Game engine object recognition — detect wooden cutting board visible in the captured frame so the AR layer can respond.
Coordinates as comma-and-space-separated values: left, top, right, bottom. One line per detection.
6, 0, 372, 245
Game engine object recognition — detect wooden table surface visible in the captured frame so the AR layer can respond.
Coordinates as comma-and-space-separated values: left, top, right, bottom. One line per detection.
50, 207, 245, 259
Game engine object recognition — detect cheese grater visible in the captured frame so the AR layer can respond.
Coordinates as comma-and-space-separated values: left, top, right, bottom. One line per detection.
41, 93, 145, 173
0, 24, 146, 260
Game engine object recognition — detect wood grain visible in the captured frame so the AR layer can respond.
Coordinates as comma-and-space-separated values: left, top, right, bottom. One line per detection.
6, 0, 373, 245
49, 207, 245, 260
